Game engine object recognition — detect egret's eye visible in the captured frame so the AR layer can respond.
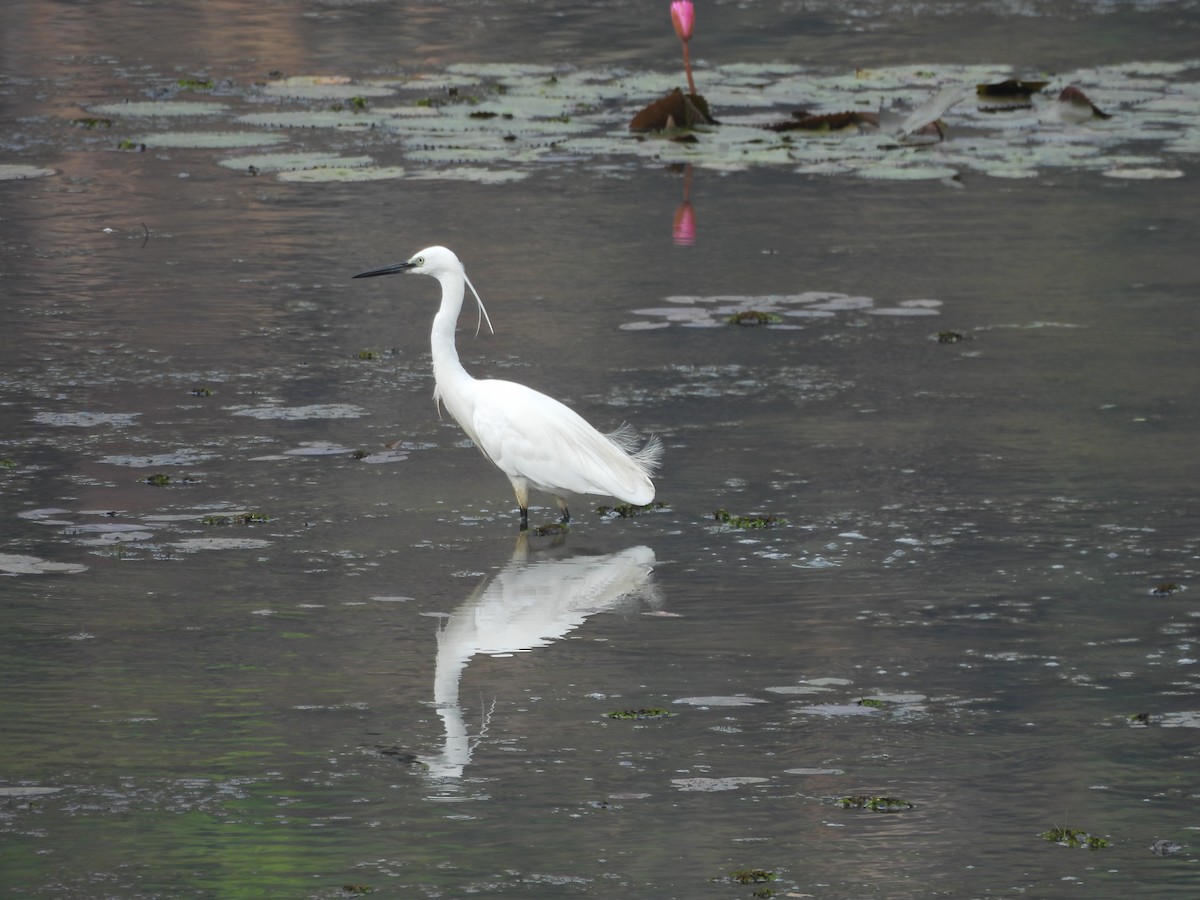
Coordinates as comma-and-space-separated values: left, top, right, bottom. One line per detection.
414, 256, 424, 266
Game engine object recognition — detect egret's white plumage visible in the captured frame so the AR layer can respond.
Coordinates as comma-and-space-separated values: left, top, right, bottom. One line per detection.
354, 246, 661, 529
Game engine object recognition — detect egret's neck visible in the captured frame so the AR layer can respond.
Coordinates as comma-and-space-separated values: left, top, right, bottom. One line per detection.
430, 269, 470, 379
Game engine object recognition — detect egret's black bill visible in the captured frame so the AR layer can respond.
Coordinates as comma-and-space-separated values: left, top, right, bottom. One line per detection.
353, 261, 415, 279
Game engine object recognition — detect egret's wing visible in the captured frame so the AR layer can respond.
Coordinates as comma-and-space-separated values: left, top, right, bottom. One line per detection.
471, 380, 657, 504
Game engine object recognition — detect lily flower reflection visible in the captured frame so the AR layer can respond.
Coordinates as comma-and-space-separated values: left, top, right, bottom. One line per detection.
673, 163, 696, 246
421, 540, 660, 781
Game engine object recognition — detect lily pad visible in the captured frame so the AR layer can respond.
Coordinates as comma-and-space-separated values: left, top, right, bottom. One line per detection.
32, 411, 139, 428
217, 152, 373, 173
260, 78, 396, 100
0, 553, 87, 575
88, 101, 230, 118
227, 404, 366, 420
0, 164, 56, 181
276, 165, 406, 183
167, 538, 272, 552
672, 776, 769, 792
134, 131, 288, 149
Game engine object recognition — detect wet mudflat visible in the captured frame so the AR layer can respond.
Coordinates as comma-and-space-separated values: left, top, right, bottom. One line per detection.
2, 1, 1200, 897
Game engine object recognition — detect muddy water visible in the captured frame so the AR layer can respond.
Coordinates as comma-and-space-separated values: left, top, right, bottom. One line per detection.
3, 1, 1200, 897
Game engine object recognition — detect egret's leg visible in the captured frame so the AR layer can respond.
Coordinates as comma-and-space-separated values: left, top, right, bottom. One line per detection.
555, 497, 570, 524
512, 479, 530, 531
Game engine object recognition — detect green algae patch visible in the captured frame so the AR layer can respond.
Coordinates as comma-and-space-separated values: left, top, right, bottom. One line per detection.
604, 707, 674, 720
595, 501, 667, 519
837, 795, 914, 812
727, 310, 784, 326
1040, 826, 1110, 849
714, 508, 787, 529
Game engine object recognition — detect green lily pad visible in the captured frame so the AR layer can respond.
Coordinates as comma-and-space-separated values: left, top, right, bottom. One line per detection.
88, 101, 230, 117
134, 131, 288, 149
0, 164, 55, 181
276, 165, 405, 183
217, 152, 372, 173
259, 78, 396, 100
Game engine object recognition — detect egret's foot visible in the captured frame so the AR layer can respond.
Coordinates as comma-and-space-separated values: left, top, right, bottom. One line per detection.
559, 507, 571, 524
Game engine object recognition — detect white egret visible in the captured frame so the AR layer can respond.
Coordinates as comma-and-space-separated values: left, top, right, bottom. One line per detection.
354, 246, 662, 530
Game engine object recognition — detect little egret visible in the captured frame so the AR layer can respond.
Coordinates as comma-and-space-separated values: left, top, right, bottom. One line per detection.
354, 246, 662, 530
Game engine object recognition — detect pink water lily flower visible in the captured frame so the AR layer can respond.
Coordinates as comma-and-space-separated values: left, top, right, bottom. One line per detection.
670, 1, 695, 42
670, 1, 697, 95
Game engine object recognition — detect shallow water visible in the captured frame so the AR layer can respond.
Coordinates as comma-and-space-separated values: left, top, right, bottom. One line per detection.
3, 1, 1200, 897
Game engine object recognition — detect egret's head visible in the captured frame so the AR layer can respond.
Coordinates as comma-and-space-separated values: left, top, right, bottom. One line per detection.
353, 245, 460, 280
353, 245, 493, 336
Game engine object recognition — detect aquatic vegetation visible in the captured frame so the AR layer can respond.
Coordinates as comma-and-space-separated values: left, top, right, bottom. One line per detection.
714, 508, 787, 529
177, 78, 215, 91
0, 458, 15, 469
728, 868, 775, 885
935, 330, 968, 343
595, 501, 667, 518
202, 512, 272, 526
69, 60, 1200, 182
1151, 581, 1184, 596
73, 117, 113, 129
142, 473, 200, 486
604, 707, 674, 720
190, 387, 214, 397
357, 349, 380, 360
1040, 826, 1110, 849
856, 698, 887, 709
727, 310, 783, 326
837, 795, 914, 812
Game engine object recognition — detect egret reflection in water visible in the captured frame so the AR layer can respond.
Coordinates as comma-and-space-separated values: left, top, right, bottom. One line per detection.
421, 539, 661, 781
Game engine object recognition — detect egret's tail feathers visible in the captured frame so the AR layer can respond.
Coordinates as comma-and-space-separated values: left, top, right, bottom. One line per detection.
607, 424, 664, 476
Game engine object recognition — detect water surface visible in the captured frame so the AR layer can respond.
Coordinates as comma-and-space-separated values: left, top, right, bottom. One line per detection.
2, 1, 1199, 897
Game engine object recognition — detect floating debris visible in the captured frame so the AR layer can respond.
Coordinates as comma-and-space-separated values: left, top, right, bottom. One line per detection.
1151, 581, 1185, 597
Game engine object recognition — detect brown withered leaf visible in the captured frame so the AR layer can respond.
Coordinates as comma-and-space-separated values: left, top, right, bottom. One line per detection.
1058, 85, 1112, 119
976, 79, 1050, 98
765, 110, 880, 132
629, 89, 718, 132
